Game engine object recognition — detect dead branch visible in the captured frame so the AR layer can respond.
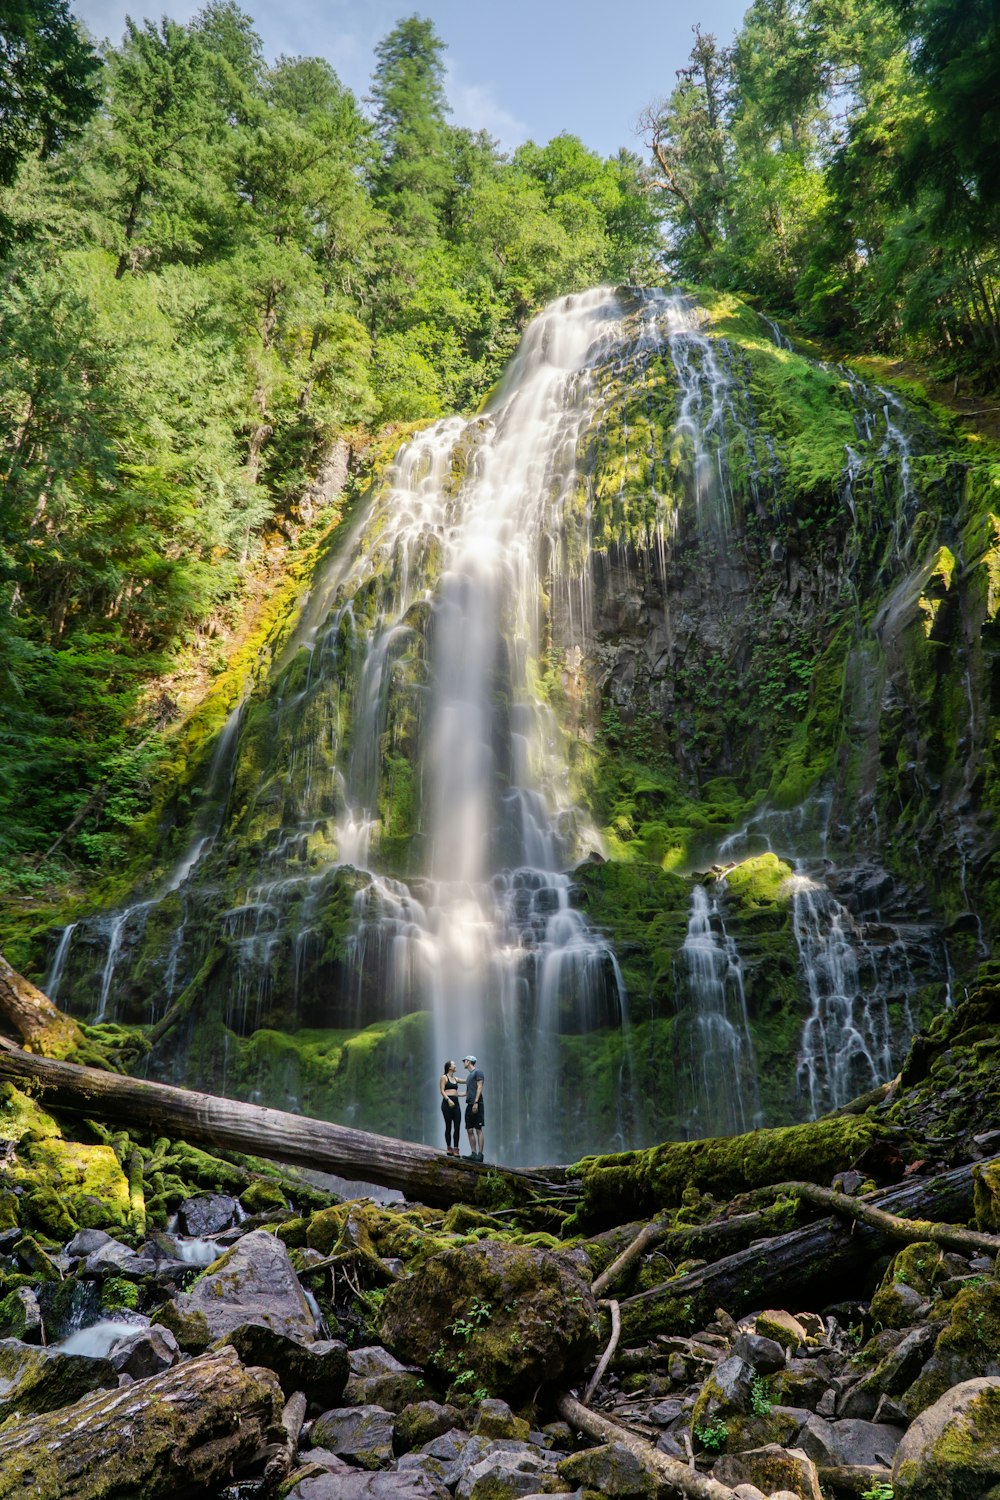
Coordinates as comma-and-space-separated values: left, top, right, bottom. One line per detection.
556, 1391, 736, 1499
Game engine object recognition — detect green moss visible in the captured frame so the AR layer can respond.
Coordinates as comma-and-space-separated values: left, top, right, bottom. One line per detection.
722, 854, 794, 909
569, 1112, 885, 1230
101, 1277, 140, 1313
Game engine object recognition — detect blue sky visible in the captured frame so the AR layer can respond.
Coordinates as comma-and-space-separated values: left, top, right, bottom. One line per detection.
72, 0, 751, 160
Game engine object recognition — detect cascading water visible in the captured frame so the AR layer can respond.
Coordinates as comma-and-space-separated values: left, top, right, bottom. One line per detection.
41, 283, 961, 1156
674, 884, 761, 1138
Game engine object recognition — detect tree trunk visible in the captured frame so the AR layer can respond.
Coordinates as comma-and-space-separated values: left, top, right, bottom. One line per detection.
0, 1038, 576, 1211
0, 1347, 282, 1500
617, 1158, 991, 1344
0, 953, 86, 1059
766, 1178, 1000, 1257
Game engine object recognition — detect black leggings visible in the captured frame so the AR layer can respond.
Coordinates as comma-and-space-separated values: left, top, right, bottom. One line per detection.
441, 1098, 461, 1148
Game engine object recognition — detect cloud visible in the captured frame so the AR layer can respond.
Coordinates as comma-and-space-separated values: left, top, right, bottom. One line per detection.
445, 63, 529, 151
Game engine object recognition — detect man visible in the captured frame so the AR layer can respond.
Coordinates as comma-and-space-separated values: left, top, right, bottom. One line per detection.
462, 1054, 484, 1162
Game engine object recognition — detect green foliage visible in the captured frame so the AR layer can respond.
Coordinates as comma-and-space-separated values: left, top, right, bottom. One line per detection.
750, 1374, 773, 1416
0, 8, 663, 881
861, 1484, 894, 1500
694, 1418, 729, 1452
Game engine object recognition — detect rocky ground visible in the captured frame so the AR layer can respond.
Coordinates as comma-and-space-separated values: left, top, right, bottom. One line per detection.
3, 985, 1000, 1499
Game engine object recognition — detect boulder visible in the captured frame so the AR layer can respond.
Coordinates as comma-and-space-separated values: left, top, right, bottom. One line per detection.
396, 1432, 502, 1490
838, 1323, 936, 1418
109, 1325, 180, 1380
178, 1193, 238, 1236
691, 1355, 755, 1432
796, 1412, 905, 1469
284, 1473, 450, 1500
0, 1338, 117, 1422
755, 1311, 807, 1353
346, 1368, 428, 1413
732, 1332, 786, 1374
472, 1398, 530, 1441
156, 1228, 318, 1350
394, 1400, 465, 1454
893, 1375, 1000, 1498
557, 1440, 657, 1497
902, 1279, 1000, 1416
379, 1239, 600, 1402
455, 1445, 566, 1500
311, 1404, 396, 1469
712, 1444, 822, 1500
0, 1286, 42, 1342
219, 1323, 349, 1403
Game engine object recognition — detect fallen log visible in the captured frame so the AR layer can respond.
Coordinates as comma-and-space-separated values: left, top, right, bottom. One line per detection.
0, 951, 85, 1059
0, 1346, 281, 1500
556, 1391, 736, 1500
0, 1038, 575, 1211
617, 1156, 995, 1344
765, 1177, 1000, 1257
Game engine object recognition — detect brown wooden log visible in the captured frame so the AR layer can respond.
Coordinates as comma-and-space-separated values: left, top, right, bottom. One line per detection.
0, 1346, 281, 1500
617, 1157, 994, 1344
556, 1391, 736, 1500
0, 951, 85, 1059
264, 1389, 307, 1485
0, 1038, 575, 1211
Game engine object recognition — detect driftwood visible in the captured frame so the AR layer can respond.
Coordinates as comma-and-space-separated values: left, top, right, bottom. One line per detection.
0, 1038, 575, 1211
0, 952, 85, 1059
556, 1391, 736, 1500
583, 1297, 621, 1404
264, 1389, 307, 1485
593, 1217, 670, 1298
0, 1347, 281, 1500
617, 1157, 994, 1344
767, 1177, 1000, 1257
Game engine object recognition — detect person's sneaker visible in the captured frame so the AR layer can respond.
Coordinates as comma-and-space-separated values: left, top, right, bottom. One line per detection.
464, 1152, 479, 1160
475, 1152, 484, 1162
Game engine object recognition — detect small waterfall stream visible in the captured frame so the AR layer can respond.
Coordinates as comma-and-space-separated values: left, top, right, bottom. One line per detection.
675, 884, 761, 1138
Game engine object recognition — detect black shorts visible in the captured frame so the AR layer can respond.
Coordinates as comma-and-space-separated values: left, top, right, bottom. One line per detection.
465, 1100, 484, 1128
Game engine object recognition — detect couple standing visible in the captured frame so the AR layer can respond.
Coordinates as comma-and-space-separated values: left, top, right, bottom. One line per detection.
439, 1055, 485, 1161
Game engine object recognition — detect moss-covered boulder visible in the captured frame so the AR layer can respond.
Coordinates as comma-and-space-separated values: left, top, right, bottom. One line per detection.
869, 1242, 963, 1329
902, 1280, 1000, 1416
0, 1085, 130, 1238
0, 1339, 117, 1423
713, 1443, 823, 1500
379, 1239, 600, 1403
215, 1323, 349, 1403
557, 1440, 658, 1498
975, 1161, 1000, 1233
310, 1403, 396, 1469
893, 1376, 1000, 1498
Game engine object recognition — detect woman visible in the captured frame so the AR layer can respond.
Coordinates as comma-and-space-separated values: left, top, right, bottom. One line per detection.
439, 1060, 461, 1156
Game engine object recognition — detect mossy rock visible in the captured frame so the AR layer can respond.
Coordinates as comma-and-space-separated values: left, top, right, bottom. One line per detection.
903, 1280, 1000, 1416
870, 1242, 966, 1330
379, 1238, 601, 1403
893, 1376, 1000, 1499
722, 853, 794, 909
975, 1161, 1000, 1233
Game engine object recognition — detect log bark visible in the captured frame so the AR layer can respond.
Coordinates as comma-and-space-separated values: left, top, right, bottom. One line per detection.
617, 1158, 994, 1344
766, 1178, 1000, 1257
583, 1297, 621, 1404
0, 951, 85, 1059
264, 1389, 307, 1485
0, 1039, 576, 1211
556, 1391, 736, 1500
593, 1217, 669, 1298
0, 1346, 282, 1500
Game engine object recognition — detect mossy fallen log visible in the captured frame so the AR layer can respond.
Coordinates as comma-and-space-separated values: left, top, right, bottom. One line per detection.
0, 951, 85, 1060
0, 1346, 281, 1500
0, 1039, 575, 1211
568, 1113, 891, 1231
616, 1157, 993, 1344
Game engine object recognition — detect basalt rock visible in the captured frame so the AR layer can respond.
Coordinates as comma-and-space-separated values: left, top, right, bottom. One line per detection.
379, 1239, 600, 1402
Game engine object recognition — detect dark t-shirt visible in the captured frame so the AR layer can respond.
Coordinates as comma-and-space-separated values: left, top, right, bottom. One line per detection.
465, 1068, 484, 1107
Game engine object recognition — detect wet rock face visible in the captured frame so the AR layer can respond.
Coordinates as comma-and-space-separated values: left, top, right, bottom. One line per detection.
156, 1227, 319, 1350
379, 1238, 601, 1402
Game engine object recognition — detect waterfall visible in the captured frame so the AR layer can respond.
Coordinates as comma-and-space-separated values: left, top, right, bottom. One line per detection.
39, 282, 955, 1159
675, 884, 760, 1138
